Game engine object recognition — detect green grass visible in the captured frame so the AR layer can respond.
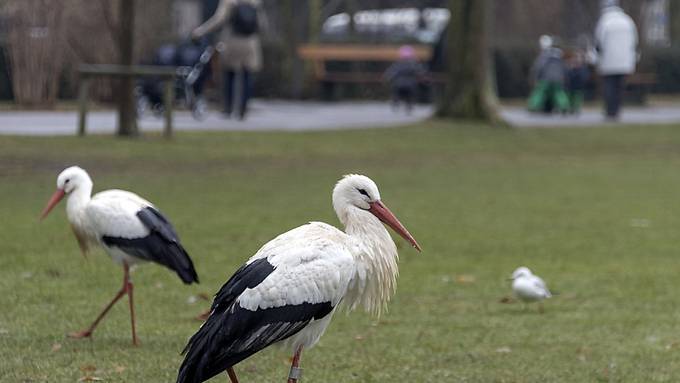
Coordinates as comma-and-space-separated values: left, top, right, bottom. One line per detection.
2, 121, 680, 382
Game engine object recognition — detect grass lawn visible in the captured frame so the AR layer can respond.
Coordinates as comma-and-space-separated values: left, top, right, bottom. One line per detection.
2, 121, 680, 382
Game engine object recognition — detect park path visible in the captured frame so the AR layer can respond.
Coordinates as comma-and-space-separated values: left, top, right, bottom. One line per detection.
1, 101, 680, 136
501, 105, 680, 128
0, 100, 432, 136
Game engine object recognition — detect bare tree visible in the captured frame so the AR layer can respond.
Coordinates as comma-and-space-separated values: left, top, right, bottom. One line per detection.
4, 1, 65, 107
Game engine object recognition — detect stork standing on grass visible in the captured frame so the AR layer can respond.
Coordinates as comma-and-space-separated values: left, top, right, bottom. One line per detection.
40, 166, 199, 345
177, 174, 421, 383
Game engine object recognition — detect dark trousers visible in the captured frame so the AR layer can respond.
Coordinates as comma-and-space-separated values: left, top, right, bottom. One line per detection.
223, 69, 252, 118
602, 74, 625, 118
392, 85, 415, 112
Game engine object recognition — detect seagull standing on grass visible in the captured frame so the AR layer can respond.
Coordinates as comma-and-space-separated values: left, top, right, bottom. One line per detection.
510, 266, 551, 313
40, 166, 199, 345
177, 174, 421, 383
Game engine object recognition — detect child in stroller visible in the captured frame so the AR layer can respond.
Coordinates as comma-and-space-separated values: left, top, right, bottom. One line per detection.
137, 39, 215, 120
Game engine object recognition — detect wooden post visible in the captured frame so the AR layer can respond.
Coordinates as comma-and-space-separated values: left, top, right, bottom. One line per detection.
117, 0, 137, 136
78, 77, 91, 136
163, 79, 174, 138
77, 64, 176, 138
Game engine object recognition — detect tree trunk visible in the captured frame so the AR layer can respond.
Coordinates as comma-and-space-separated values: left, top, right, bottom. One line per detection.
117, 0, 137, 136
436, 0, 501, 123
670, 0, 680, 47
279, 0, 305, 98
303, 0, 323, 97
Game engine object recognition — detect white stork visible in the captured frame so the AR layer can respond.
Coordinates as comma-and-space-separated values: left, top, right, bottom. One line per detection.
40, 166, 199, 345
177, 174, 421, 383
510, 266, 552, 313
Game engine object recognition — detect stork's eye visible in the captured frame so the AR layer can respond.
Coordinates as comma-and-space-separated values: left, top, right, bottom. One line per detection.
64, 179, 70, 184
357, 188, 369, 197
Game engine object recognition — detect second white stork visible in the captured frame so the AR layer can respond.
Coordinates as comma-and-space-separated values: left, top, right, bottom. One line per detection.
177, 174, 421, 383
40, 166, 199, 345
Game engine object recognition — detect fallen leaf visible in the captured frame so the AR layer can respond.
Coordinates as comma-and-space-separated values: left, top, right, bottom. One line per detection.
455, 275, 476, 284
354, 335, 365, 341
576, 346, 591, 362
499, 296, 514, 304
79, 365, 97, 373
197, 293, 211, 301
51, 343, 62, 352
21, 271, 33, 279
114, 365, 126, 373
187, 295, 199, 304
155, 282, 165, 289
495, 346, 512, 353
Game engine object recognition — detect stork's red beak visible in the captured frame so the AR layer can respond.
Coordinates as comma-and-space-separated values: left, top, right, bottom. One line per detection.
368, 200, 422, 252
40, 189, 65, 220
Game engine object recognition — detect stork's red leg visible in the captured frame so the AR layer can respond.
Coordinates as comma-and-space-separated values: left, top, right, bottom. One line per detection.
287, 345, 304, 383
124, 264, 138, 346
68, 263, 131, 341
226, 367, 239, 383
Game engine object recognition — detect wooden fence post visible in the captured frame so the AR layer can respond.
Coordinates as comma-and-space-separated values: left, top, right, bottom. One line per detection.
78, 77, 91, 136
163, 79, 174, 138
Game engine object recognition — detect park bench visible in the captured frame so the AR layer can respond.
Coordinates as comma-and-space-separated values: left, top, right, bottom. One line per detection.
625, 72, 657, 104
77, 64, 177, 137
297, 43, 442, 98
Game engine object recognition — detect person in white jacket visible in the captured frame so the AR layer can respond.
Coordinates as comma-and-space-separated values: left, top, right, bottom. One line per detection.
595, 0, 639, 119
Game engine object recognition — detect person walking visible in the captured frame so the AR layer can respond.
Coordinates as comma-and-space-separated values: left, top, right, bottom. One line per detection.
192, 0, 265, 120
384, 45, 427, 115
594, 0, 638, 120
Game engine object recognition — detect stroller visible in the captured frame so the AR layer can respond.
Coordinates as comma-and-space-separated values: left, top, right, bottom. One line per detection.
136, 40, 215, 120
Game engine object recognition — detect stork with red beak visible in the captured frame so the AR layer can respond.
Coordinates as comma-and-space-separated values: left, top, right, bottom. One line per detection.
177, 174, 420, 383
41, 166, 199, 345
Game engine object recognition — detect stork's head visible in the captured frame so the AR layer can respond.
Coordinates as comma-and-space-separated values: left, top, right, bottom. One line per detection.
511, 266, 533, 280
40, 166, 93, 220
332, 174, 421, 252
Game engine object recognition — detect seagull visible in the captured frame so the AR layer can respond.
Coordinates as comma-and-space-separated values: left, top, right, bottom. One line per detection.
177, 174, 421, 383
510, 266, 551, 312
40, 166, 199, 345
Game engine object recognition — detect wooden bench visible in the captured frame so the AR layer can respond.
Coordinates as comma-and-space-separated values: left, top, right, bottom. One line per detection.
625, 72, 657, 104
297, 44, 434, 84
78, 64, 177, 137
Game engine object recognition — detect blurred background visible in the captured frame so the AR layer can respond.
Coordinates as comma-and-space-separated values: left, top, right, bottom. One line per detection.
0, 0, 677, 108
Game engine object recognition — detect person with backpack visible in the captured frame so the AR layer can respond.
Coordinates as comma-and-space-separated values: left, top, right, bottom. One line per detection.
192, 0, 265, 120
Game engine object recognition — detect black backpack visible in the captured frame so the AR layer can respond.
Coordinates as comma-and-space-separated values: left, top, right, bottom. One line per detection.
230, 2, 258, 36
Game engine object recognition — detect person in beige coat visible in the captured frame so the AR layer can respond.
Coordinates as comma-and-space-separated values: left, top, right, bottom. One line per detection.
192, 0, 265, 119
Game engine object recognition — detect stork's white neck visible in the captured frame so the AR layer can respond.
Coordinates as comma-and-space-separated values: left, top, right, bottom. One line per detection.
341, 207, 399, 316
66, 182, 93, 224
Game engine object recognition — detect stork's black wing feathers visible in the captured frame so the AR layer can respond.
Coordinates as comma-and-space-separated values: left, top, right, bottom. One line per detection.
177, 258, 334, 383
102, 207, 199, 284
137, 206, 180, 242
210, 258, 275, 312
